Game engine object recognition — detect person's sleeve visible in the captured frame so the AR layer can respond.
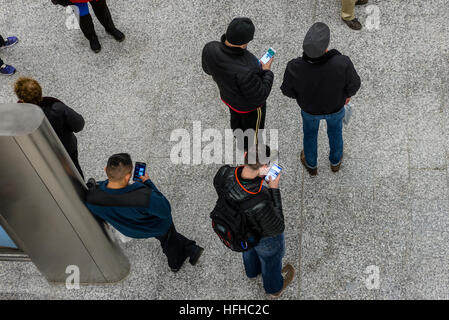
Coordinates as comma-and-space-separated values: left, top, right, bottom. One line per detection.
280, 63, 297, 99
144, 180, 172, 217
344, 57, 361, 98
236, 69, 274, 106
202, 45, 211, 75
63, 104, 85, 133
255, 189, 284, 236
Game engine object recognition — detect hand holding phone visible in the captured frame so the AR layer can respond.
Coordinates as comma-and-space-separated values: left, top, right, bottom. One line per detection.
265, 164, 282, 188
133, 162, 147, 182
260, 47, 276, 70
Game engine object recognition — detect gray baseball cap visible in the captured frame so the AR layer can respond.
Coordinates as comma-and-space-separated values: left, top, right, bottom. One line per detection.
303, 22, 330, 58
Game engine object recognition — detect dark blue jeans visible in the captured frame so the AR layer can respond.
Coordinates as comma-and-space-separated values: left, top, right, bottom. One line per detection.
301, 107, 345, 169
242, 233, 285, 294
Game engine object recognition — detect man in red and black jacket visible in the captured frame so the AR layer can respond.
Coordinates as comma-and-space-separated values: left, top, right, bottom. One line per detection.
202, 18, 274, 149
52, 0, 124, 53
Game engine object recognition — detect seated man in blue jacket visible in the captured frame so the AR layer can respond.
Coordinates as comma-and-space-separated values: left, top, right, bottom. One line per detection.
86, 153, 203, 272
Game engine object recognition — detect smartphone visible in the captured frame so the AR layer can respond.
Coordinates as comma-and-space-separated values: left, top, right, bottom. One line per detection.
265, 164, 283, 182
133, 162, 147, 181
260, 47, 276, 64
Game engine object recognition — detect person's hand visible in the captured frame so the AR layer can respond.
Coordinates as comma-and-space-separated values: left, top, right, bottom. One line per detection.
345, 97, 351, 105
261, 58, 273, 71
139, 173, 150, 183
267, 173, 281, 189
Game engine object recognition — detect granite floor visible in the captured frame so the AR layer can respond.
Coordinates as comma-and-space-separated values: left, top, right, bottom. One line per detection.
0, 0, 448, 299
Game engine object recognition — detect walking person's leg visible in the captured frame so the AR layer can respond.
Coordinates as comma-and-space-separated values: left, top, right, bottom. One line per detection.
254, 234, 294, 297
301, 110, 321, 175
341, 0, 363, 30
242, 247, 262, 279
90, 0, 125, 42
155, 223, 203, 272
69, 150, 85, 180
326, 107, 345, 171
75, 3, 102, 53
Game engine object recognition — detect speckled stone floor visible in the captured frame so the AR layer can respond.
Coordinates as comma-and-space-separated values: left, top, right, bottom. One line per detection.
0, 0, 448, 299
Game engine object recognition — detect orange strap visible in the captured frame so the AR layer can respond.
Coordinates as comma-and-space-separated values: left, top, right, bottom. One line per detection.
234, 166, 263, 195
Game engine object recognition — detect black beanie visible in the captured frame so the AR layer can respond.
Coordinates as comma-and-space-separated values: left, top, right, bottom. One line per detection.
226, 17, 255, 45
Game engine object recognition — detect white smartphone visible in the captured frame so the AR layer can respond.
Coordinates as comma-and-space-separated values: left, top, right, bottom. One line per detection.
265, 163, 283, 182
260, 47, 276, 64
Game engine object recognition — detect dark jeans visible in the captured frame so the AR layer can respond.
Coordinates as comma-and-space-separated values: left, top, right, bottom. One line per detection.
156, 223, 199, 270
69, 150, 84, 180
301, 107, 345, 168
230, 104, 266, 150
0, 35, 4, 66
242, 233, 285, 294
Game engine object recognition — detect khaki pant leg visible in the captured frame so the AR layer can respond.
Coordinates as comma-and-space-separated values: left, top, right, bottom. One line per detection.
341, 0, 357, 21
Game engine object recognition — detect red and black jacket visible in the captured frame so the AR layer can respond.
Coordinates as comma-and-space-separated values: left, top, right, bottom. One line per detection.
202, 35, 274, 113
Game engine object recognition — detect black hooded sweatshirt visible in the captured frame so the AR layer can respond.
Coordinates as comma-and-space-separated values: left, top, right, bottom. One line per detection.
280, 49, 361, 115
202, 35, 274, 113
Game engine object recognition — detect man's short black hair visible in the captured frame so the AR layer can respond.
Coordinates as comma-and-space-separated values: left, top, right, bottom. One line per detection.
106, 153, 133, 182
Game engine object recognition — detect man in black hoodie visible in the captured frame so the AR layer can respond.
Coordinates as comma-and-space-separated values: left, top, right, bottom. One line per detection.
14, 77, 86, 179
202, 17, 274, 149
213, 144, 294, 298
281, 22, 361, 176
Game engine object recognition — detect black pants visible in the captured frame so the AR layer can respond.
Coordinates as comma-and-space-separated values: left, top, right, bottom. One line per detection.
69, 150, 84, 180
156, 223, 199, 270
230, 104, 266, 150
0, 35, 4, 66
78, 0, 117, 40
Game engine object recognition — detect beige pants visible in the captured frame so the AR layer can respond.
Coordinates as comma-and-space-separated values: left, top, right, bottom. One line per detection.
341, 0, 357, 21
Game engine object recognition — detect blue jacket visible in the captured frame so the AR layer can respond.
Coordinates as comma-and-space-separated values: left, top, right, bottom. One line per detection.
85, 180, 173, 238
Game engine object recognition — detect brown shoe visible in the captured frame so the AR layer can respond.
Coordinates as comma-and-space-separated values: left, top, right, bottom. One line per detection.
300, 150, 317, 176
342, 18, 362, 30
331, 155, 343, 173
270, 264, 295, 299
356, 0, 368, 5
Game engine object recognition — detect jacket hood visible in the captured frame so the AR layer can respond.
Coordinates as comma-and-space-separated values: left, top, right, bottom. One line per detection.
302, 49, 341, 64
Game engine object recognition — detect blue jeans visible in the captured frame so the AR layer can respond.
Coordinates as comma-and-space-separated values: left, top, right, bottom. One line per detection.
242, 233, 285, 294
301, 107, 345, 169
74, 3, 90, 17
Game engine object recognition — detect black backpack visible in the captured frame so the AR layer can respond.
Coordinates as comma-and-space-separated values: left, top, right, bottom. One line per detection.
210, 194, 263, 252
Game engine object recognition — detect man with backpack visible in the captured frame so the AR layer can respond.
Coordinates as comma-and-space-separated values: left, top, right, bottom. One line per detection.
212, 144, 294, 298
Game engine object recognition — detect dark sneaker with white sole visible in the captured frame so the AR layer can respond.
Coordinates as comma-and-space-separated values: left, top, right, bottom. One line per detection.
0, 64, 16, 75
1, 36, 19, 49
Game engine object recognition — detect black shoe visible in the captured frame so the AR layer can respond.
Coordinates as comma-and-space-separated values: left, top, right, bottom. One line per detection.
107, 28, 125, 42
89, 36, 101, 53
170, 267, 180, 273
189, 247, 204, 266
342, 18, 362, 30
356, 0, 368, 5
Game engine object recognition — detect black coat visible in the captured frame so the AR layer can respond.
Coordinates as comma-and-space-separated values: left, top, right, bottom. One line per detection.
281, 49, 361, 115
39, 97, 85, 155
213, 165, 284, 238
202, 35, 274, 112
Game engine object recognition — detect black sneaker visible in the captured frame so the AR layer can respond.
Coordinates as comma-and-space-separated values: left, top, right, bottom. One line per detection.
89, 36, 101, 53
356, 0, 368, 5
107, 28, 125, 42
189, 247, 204, 266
